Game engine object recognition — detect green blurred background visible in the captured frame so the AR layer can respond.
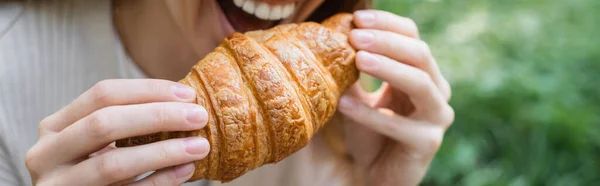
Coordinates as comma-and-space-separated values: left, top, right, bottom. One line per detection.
369, 0, 600, 185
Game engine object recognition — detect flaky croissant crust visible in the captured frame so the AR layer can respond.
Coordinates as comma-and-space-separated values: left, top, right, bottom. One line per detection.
116, 13, 358, 182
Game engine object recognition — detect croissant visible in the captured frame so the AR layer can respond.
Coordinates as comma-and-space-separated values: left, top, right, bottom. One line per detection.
116, 13, 359, 182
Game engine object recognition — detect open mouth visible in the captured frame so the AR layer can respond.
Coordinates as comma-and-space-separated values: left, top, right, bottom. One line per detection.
217, 0, 297, 33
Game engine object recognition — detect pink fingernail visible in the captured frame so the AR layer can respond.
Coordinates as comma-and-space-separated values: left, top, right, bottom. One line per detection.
351, 30, 375, 47
184, 106, 208, 127
355, 10, 375, 27
174, 163, 194, 178
338, 96, 356, 110
184, 137, 209, 155
356, 51, 379, 71
173, 84, 196, 100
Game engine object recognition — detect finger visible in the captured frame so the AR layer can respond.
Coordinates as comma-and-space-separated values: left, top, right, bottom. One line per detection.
349, 29, 450, 99
353, 10, 419, 39
342, 110, 386, 168
109, 176, 139, 186
354, 51, 447, 118
127, 163, 195, 186
337, 95, 446, 152
40, 79, 197, 135
346, 82, 378, 105
89, 144, 117, 158
45, 102, 208, 164
64, 137, 208, 186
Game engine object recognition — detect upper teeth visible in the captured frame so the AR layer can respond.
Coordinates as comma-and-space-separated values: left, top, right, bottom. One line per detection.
233, 0, 296, 21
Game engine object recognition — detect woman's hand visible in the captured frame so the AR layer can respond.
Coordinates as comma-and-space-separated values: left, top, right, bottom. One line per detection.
338, 10, 454, 186
26, 79, 210, 186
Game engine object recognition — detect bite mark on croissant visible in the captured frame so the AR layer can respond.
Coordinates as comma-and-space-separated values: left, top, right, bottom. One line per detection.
115, 13, 359, 182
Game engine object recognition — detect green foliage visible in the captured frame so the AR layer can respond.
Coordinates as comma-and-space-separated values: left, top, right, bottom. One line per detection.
373, 0, 600, 185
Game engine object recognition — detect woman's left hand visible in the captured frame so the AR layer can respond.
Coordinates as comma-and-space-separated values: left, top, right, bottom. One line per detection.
337, 10, 454, 186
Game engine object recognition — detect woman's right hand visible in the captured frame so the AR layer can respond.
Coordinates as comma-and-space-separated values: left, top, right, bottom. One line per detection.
25, 79, 210, 186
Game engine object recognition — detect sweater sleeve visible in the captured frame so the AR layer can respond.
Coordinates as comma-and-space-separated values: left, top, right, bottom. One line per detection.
0, 139, 22, 185
0, 1, 31, 183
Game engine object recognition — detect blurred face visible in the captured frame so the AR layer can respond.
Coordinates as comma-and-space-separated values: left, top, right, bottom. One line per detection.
163, 0, 321, 46
220, 0, 309, 32
113, 0, 330, 79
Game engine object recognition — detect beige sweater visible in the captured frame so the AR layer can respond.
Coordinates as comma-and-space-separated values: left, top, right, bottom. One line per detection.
0, 0, 354, 185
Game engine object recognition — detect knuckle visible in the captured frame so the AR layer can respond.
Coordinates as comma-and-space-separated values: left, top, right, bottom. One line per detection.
405, 18, 419, 35
416, 40, 433, 64
145, 80, 170, 99
99, 155, 123, 180
158, 142, 175, 161
412, 71, 436, 96
91, 80, 116, 105
426, 127, 445, 152
152, 104, 173, 128
25, 145, 43, 172
86, 110, 113, 140
439, 105, 455, 127
39, 116, 53, 133
414, 69, 431, 81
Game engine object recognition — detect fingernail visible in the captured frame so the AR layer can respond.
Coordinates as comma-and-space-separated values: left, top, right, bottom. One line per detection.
173, 84, 196, 100
356, 51, 379, 71
338, 96, 356, 110
184, 106, 208, 127
184, 137, 209, 155
351, 30, 374, 47
174, 163, 195, 178
354, 10, 375, 27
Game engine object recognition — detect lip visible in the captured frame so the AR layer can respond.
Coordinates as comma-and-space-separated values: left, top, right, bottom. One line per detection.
215, 0, 303, 33
215, 0, 236, 35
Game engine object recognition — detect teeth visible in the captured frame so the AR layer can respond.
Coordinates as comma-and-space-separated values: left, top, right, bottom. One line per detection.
242, 0, 256, 15
234, 0, 245, 7
281, 4, 295, 19
234, 0, 295, 21
268, 5, 283, 20
255, 2, 270, 20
